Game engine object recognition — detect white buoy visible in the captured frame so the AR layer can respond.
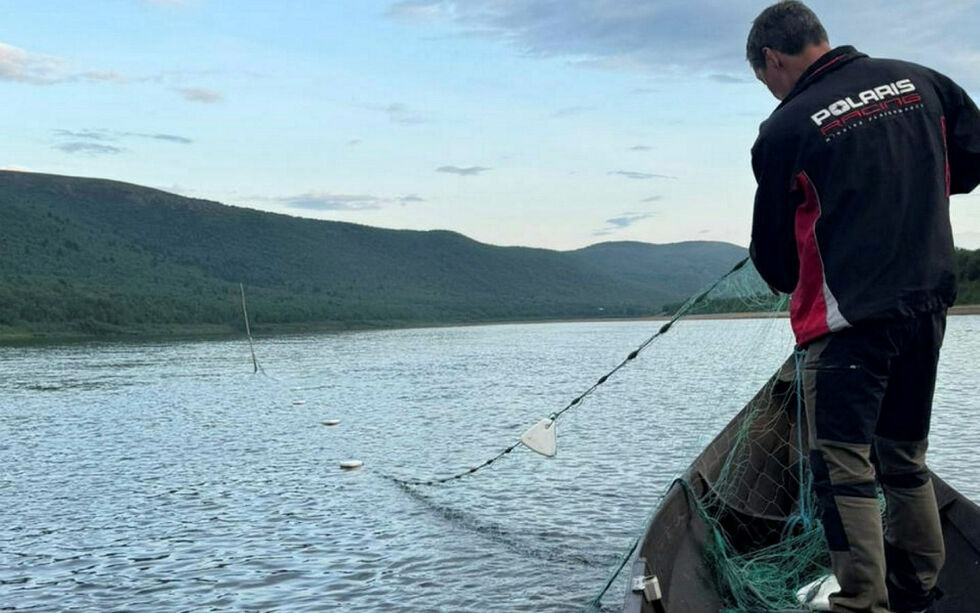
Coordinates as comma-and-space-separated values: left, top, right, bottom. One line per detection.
292, 400, 306, 406
321, 420, 341, 426
339, 460, 363, 470
520, 417, 557, 457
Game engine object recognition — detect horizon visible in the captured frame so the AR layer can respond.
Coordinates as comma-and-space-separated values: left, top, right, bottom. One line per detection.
2, 1, 979, 250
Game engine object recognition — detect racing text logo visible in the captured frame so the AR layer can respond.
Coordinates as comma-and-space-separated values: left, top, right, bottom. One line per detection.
811, 78, 922, 136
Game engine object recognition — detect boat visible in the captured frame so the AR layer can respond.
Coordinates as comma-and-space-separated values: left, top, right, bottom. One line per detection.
622, 357, 980, 612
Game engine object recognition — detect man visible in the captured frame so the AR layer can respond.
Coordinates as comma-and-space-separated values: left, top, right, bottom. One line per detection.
746, 2, 980, 612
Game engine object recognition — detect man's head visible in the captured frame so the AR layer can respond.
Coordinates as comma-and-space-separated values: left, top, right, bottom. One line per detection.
747, 1, 830, 100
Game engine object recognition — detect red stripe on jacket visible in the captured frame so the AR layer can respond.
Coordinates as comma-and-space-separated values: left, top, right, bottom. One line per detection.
791, 172, 831, 345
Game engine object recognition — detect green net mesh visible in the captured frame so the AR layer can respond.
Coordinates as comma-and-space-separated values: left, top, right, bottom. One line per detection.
647, 260, 833, 612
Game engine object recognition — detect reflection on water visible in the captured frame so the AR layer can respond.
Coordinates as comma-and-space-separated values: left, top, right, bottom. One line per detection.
1, 317, 977, 611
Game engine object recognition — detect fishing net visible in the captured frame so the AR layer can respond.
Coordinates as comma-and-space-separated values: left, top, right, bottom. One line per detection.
616, 260, 833, 613
691, 355, 830, 612
383, 257, 834, 612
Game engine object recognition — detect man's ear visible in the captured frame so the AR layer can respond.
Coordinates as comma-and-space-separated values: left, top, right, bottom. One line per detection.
763, 47, 782, 71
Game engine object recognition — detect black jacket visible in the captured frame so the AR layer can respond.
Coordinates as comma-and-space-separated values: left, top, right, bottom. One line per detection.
749, 46, 980, 345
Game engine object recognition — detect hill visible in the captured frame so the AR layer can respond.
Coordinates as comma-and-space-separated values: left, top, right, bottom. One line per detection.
0, 171, 750, 338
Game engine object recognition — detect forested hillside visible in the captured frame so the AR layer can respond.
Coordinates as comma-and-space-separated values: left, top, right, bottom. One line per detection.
0, 171, 750, 337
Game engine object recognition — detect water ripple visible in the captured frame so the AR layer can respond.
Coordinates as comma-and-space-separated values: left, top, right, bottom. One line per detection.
0, 317, 976, 611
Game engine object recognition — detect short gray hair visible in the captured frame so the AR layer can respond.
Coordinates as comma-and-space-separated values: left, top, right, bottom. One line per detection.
746, 1, 828, 71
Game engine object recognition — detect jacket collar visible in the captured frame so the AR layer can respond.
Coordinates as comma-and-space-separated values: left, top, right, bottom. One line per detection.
777, 45, 868, 109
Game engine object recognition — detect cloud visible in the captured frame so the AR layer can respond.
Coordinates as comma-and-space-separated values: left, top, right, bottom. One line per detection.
278, 193, 386, 211
605, 212, 655, 229
641, 195, 663, 202
610, 170, 676, 180
136, 133, 193, 144
176, 87, 223, 103
551, 105, 593, 117
367, 102, 429, 125
347, 139, 362, 146
708, 73, 747, 84
384, 1, 980, 86
436, 165, 491, 176
592, 211, 655, 235
80, 70, 130, 84
1, 165, 33, 172
386, 0, 450, 22
273, 191, 426, 211
0, 42, 234, 104
53, 128, 193, 145
384, 0, 751, 75
0, 42, 133, 85
54, 142, 124, 155
54, 129, 115, 141
629, 145, 652, 151
0, 42, 66, 84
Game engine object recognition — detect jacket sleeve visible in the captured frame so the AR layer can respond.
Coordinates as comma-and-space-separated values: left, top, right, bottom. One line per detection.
933, 71, 980, 194
749, 132, 800, 294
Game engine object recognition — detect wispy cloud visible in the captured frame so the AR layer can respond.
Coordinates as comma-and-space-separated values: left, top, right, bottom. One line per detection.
272, 192, 426, 211
606, 212, 655, 228
593, 211, 655, 235
0, 42, 134, 85
708, 73, 747, 84
641, 195, 663, 202
385, 0, 450, 22
610, 170, 675, 180
54, 142, 124, 155
138, 133, 193, 144
347, 139, 362, 146
1, 42, 68, 84
54, 129, 115, 141
367, 102, 429, 125
629, 145, 652, 151
551, 105, 593, 117
176, 87, 223, 103
436, 165, 490, 176
384, 1, 980, 86
384, 0, 750, 76
53, 128, 193, 145
79, 70, 130, 84
0, 42, 233, 108
277, 193, 386, 211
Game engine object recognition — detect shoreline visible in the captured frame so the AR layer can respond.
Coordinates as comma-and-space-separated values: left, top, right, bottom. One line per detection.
517, 304, 980, 325
2, 305, 978, 346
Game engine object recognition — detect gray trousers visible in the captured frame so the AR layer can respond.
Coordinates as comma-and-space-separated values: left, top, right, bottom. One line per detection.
803, 309, 947, 613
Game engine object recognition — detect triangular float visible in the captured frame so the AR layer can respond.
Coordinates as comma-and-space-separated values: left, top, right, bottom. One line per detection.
520, 418, 557, 458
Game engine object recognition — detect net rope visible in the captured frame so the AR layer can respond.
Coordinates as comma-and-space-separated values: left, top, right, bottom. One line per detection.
587, 262, 834, 612
383, 257, 754, 488
371, 258, 833, 611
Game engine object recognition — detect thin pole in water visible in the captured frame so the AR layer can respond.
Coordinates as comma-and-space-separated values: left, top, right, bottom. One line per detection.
240, 282, 258, 374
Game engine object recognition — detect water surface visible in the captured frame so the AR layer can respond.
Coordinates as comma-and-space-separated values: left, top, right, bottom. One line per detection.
1, 316, 977, 611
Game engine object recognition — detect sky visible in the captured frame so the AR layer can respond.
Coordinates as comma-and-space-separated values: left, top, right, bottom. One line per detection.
2, 0, 979, 250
